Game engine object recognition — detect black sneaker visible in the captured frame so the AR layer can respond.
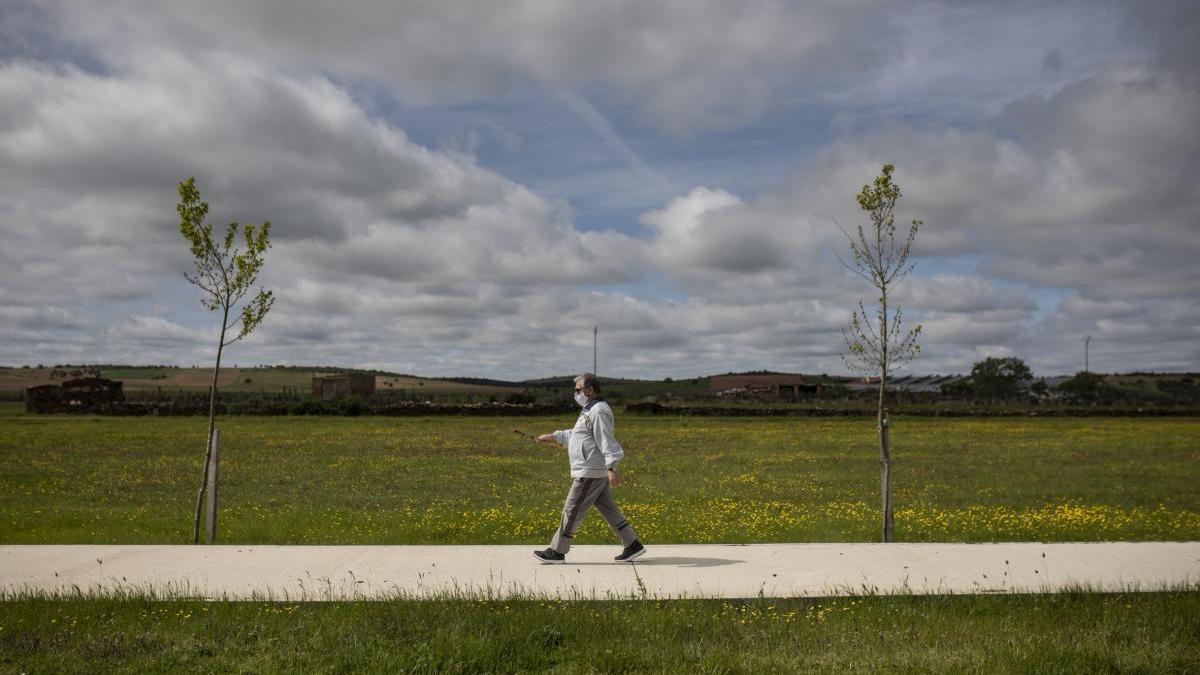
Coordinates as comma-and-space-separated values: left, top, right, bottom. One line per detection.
615, 541, 645, 562
532, 548, 566, 564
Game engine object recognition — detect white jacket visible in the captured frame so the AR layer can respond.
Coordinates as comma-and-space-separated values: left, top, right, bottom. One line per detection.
553, 399, 624, 478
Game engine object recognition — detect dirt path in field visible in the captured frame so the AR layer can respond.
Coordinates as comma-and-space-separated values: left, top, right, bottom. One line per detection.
2, 542, 1197, 600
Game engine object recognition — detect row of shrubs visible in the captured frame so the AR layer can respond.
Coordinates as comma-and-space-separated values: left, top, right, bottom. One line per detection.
53, 398, 577, 417
623, 402, 1200, 417
28, 396, 1200, 417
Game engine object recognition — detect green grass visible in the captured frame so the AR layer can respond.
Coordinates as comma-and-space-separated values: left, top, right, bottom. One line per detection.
603, 376, 713, 400
1, 590, 1197, 673
4, 414, 1197, 671
1, 415, 1197, 544
98, 367, 178, 380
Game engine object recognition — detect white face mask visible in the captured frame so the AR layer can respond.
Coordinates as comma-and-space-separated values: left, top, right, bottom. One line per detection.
574, 391, 589, 407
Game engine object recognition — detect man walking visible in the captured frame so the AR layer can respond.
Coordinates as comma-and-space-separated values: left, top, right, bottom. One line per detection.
533, 373, 645, 563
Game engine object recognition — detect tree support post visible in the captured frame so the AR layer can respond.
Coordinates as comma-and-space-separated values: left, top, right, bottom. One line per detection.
191, 437, 210, 544
879, 410, 894, 543
205, 429, 220, 544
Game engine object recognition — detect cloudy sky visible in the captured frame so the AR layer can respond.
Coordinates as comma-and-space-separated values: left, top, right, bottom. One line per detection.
1, 0, 1197, 379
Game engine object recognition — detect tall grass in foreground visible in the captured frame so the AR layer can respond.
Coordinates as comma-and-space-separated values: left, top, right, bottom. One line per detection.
2, 415, 1198, 544
1, 590, 1197, 673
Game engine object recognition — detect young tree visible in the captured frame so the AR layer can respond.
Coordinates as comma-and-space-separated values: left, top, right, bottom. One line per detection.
838, 164, 922, 543
178, 177, 274, 544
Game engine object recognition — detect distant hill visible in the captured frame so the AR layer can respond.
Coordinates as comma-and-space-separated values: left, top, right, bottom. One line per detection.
3, 366, 1196, 402
516, 374, 713, 400
0, 366, 522, 395
443, 376, 525, 388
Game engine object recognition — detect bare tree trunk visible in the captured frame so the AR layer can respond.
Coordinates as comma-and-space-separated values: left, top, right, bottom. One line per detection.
192, 314, 228, 544
878, 406, 894, 542
878, 292, 894, 543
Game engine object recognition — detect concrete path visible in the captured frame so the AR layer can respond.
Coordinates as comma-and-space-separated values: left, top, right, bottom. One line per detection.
2, 543, 1197, 601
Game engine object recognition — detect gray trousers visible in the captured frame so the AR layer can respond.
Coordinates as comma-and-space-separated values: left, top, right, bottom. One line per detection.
549, 477, 639, 554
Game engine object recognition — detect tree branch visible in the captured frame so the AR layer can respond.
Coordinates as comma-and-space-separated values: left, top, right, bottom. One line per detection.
832, 250, 875, 285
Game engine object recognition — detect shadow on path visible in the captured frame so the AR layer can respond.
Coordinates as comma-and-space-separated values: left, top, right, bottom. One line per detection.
559, 557, 745, 568
635, 557, 743, 568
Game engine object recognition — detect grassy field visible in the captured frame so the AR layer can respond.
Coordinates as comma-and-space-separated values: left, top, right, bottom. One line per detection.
1, 413, 1197, 544
1, 590, 1197, 673
3, 411, 1197, 671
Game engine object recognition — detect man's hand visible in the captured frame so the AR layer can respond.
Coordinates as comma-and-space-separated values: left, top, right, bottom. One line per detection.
536, 433, 555, 443
607, 469, 622, 487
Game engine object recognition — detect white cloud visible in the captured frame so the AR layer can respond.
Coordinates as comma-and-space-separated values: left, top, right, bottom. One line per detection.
0, 305, 88, 331
0, 52, 653, 373
0, 1, 1196, 377
895, 275, 1037, 314
819, 2, 1144, 118
31, 0, 893, 137
107, 315, 211, 345
796, 74, 1200, 307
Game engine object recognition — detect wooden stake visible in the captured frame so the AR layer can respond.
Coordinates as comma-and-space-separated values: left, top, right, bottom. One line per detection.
205, 429, 219, 544
879, 411, 894, 543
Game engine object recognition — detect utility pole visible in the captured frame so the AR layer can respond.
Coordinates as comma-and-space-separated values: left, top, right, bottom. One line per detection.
593, 326, 598, 375
1084, 335, 1092, 373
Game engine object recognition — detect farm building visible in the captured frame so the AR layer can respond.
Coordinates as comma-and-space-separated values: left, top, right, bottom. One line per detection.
710, 373, 818, 401
311, 373, 375, 400
26, 377, 125, 413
